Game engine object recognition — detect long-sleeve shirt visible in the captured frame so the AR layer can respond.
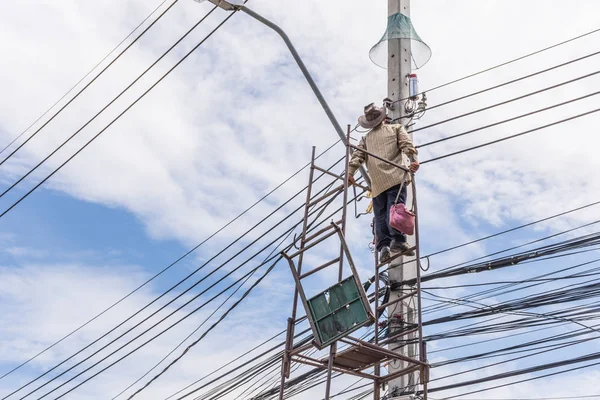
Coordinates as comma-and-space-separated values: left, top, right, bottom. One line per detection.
348, 123, 418, 198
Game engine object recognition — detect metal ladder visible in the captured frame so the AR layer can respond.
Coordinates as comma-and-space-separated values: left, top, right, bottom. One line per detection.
278, 126, 429, 400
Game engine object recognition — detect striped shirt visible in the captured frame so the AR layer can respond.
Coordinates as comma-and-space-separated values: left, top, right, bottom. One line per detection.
348, 123, 418, 198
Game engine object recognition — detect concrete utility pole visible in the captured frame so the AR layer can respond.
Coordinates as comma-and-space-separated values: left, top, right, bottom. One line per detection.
386, 0, 419, 398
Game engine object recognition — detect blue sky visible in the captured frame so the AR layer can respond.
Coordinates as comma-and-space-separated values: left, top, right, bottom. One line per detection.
1, 0, 600, 399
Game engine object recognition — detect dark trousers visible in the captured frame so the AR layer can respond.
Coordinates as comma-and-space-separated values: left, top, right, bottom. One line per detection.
373, 183, 407, 251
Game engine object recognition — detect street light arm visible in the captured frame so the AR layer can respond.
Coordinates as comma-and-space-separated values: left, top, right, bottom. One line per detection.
239, 6, 371, 186
203, 1, 371, 186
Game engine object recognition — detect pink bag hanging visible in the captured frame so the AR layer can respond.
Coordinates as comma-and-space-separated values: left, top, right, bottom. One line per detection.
389, 183, 415, 235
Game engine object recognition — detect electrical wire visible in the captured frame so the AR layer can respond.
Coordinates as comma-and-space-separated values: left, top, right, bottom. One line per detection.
21, 174, 364, 400
0, 140, 339, 382
412, 66, 600, 134
418, 218, 600, 286
417, 89, 600, 149
0, 0, 175, 161
395, 198, 600, 273
421, 49, 600, 113
111, 260, 260, 399
393, 26, 600, 103
421, 105, 600, 164
428, 356, 600, 398
123, 183, 323, 400
0, 5, 219, 204
9, 167, 347, 399
429, 396, 600, 400
124, 244, 288, 400
4, 156, 339, 399
0, 6, 231, 220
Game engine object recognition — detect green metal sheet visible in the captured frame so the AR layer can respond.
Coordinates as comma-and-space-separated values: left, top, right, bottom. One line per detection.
306, 276, 371, 348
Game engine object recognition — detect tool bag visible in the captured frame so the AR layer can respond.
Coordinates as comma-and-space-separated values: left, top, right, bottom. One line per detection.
389, 182, 415, 235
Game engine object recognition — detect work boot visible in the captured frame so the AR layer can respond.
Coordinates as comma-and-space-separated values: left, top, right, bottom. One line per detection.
391, 239, 415, 256
380, 246, 391, 263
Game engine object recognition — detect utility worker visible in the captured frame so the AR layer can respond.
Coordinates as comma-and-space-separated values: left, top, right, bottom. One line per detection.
348, 103, 419, 263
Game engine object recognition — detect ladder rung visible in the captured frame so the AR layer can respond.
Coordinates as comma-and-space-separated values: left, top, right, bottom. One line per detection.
354, 183, 370, 192
299, 257, 341, 279
288, 229, 337, 258
303, 219, 342, 244
313, 165, 344, 181
376, 246, 416, 269
308, 184, 344, 207
377, 290, 418, 312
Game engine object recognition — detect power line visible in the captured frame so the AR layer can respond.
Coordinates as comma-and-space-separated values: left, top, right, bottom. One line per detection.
167, 329, 311, 400
421, 105, 600, 164
417, 89, 600, 149
110, 261, 262, 399
122, 205, 303, 400
393, 26, 600, 103
123, 251, 286, 400
0, 0, 178, 165
412, 69, 600, 135
0, 4, 219, 206
15, 175, 356, 399
162, 328, 290, 400
422, 249, 600, 320
424, 230, 600, 311
0, 140, 339, 381
396, 198, 600, 273
404, 223, 600, 288
174, 271, 381, 400
430, 396, 600, 400
7, 161, 342, 399
429, 358, 600, 399
421, 49, 600, 113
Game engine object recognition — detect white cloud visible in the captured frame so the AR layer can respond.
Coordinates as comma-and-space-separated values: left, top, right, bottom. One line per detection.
1, 0, 600, 398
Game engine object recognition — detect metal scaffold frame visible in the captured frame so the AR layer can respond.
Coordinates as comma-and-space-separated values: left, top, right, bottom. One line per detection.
278, 125, 429, 400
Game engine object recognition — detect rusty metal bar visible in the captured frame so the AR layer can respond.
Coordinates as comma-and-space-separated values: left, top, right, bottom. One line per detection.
422, 341, 429, 400
289, 342, 313, 356
287, 229, 337, 259
279, 317, 293, 400
341, 337, 428, 367
348, 143, 410, 172
299, 257, 341, 279
313, 165, 344, 181
290, 147, 316, 325
376, 246, 416, 268
282, 253, 321, 348
377, 290, 418, 312
324, 343, 336, 400
282, 318, 293, 379
292, 355, 379, 381
338, 124, 351, 281
302, 219, 342, 245
307, 184, 344, 207
353, 182, 370, 192
381, 364, 420, 384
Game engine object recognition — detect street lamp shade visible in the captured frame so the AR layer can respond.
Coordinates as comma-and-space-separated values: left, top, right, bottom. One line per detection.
370, 13, 432, 70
